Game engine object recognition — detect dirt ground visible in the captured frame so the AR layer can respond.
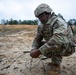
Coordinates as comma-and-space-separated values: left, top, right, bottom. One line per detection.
0, 25, 76, 75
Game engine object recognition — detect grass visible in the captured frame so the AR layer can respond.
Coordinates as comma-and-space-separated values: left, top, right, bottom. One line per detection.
0, 25, 37, 30
0, 25, 37, 36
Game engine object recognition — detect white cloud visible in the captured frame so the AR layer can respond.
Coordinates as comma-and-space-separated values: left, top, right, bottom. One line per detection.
0, 0, 76, 21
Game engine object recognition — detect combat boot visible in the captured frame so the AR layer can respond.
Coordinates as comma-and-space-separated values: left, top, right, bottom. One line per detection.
47, 62, 61, 75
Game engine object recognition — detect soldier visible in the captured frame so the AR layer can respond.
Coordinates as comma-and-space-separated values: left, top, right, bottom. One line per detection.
30, 3, 75, 74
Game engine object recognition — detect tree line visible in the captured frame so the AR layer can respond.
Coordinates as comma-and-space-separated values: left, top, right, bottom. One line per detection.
0, 18, 76, 26
1, 18, 38, 25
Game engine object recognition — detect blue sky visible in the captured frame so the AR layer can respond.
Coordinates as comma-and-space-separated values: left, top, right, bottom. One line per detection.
0, 0, 76, 21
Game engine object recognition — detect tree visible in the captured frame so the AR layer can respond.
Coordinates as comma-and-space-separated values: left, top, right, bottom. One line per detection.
19, 19, 21, 24
68, 19, 76, 26
13, 20, 18, 24
1, 19, 6, 25
9, 18, 13, 25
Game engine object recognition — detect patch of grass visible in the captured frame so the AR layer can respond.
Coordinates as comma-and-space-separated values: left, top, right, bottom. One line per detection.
0, 25, 37, 36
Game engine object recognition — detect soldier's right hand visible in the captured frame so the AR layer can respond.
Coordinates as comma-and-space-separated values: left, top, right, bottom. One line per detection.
30, 49, 41, 58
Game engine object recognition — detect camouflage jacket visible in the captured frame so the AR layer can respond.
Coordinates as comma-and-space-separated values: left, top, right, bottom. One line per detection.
32, 13, 74, 55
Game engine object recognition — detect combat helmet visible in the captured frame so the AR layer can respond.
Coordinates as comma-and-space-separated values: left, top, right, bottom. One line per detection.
34, 3, 52, 17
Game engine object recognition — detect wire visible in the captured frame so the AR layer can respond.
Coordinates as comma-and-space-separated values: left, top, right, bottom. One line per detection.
0, 51, 47, 75
0, 53, 24, 70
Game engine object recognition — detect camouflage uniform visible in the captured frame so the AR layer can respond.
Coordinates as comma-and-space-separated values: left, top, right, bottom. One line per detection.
32, 3, 75, 65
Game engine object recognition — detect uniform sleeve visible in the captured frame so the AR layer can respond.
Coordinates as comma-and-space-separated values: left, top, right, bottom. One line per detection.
32, 25, 43, 49
39, 20, 69, 55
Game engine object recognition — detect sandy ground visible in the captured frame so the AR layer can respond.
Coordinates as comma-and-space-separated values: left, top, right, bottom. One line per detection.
0, 29, 76, 75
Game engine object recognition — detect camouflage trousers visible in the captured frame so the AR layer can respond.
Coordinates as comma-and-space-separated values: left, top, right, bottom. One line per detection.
38, 41, 75, 65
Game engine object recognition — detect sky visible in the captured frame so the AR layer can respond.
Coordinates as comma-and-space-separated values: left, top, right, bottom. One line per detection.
0, 0, 76, 22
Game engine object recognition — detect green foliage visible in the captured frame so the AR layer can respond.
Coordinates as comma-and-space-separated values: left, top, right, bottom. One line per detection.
68, 19, 76, 26
0, 19, 38, 25
19, 20, 38, 25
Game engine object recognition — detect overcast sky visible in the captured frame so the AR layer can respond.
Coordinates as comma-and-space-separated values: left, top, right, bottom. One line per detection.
0, 0, 76, 21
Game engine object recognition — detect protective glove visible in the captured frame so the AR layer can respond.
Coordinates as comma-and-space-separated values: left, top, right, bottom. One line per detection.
30, 49, 41, 58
